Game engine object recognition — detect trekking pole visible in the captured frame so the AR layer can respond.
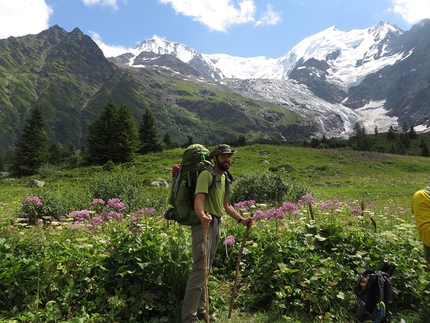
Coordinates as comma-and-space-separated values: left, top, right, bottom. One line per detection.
203, 227, 210, 323
228, 224, 250, 319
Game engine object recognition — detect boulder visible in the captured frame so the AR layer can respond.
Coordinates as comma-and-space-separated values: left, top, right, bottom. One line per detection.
27, 179, 45, 188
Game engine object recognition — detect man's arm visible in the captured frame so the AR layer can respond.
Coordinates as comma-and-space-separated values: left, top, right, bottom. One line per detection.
194, 193, 212, 228
224, 195, 253, 227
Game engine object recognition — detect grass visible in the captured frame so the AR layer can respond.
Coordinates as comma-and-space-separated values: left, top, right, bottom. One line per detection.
1, 144, 429, 322
3, 144, 429, 211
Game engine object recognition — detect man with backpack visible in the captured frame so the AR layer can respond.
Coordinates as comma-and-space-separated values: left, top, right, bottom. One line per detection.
181, 144, 253, 323
411, 187, 430, 265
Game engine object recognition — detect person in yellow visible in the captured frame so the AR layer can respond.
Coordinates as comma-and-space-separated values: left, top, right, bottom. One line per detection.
411, 188, 430, 264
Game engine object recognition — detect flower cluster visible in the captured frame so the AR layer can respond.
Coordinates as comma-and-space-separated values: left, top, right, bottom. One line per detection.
90, 198, 105, 206
234, 200, 256, 210
106, 198, 126, 211
223, 235, 235, 247
23, 196, 43, 205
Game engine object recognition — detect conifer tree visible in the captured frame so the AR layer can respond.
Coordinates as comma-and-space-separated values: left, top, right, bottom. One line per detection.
139, 108, 161, 154
186, 136, 194, 147
48, 143, 62, 165
163, 132, 178, 149
115, 103, 140, 162
11, 104, 48, 176
163, 133, 171, 147
387, 126, 397, 140
408, 126, 417, 139
86, 99, 118, 164
86, 99, 139, 164
422, 143, 430, 157
0, 151, 4, 172
237, 135, 246, 146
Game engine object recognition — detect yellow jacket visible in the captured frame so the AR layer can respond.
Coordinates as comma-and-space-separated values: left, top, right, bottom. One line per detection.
411, 189, 430, 246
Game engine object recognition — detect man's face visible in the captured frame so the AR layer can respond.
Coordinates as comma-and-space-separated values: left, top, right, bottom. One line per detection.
215, 153, 232, 171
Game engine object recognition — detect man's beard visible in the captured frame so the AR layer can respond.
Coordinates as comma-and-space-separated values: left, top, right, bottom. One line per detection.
216, 157, 230, 172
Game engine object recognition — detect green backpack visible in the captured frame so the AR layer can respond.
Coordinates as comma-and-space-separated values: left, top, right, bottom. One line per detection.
165, 144, 230, 225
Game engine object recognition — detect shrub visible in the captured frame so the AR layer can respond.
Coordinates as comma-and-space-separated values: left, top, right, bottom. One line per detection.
231, 170, 303, 204
18, 188, 91, 224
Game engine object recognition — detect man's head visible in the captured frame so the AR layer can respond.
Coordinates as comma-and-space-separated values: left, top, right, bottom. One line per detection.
210, 144, 236, 172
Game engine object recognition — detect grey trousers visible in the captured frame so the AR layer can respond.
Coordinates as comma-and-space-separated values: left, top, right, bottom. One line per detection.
181, 216, 220, 323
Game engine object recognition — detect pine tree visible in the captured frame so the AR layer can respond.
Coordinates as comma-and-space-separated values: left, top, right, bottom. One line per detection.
139, 108, 160, 154
115, 103, 140, 162
163, 133, 172, 147
353, 122, 363, 137
402, 122, 409, 133
387, 126, 397, 140
186, 136, 194, 147
420, 138, 426, 148
86, 99, 139, 164
86, 99, 118, 164
422, 143, 430, 157
48, 143, 62, 165
0, 151, 4, 172
408, 126, 417, 139
11, 104, 48, 176
237, 135, 246, 146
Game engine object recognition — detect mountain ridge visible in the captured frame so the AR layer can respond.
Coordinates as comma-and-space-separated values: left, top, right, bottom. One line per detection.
113, 19, 430, 136
0, 26, 309, 152
2, 20, 430, 153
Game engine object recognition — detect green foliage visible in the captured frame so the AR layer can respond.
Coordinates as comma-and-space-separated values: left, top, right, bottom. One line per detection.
48, 143, 62, 165
0, 153, 4, 172
0, 226, 109, 322
116, 103, 140, 161
86, 99, 140, 164
10, 104, 48, 176
230, 170, 295, 204
139, 108, 163, 154
88, 167, 168, 212
18, 188, 90, 224
100, 221, 192, 322
3, 144, 430, 322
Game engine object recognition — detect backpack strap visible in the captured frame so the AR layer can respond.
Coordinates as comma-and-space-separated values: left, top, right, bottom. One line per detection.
201, 167, 235, 204
203, 166, 220, 190
373, 272, 393, 323
225, 170, 234, 206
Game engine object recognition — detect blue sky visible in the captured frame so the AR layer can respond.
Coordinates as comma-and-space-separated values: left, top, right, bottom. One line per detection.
1, 0, 430, 58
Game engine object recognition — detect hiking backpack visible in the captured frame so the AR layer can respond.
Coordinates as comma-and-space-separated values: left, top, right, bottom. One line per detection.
165, 144, 232, 225
354, 262, 397, 323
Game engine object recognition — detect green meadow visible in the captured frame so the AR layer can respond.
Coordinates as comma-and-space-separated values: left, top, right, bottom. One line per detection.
1, 144, 429, 322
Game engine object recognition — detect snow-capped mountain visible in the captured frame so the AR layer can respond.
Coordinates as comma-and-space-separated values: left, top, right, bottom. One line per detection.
116, 35, 225, 80
110, 19, 430, 138
277, 21, 404, 89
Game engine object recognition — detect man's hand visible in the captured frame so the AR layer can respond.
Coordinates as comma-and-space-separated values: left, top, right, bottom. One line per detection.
241, 217, 253, 227
200, 212, 212, 228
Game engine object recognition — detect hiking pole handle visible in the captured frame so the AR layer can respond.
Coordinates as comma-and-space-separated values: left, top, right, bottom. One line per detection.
204, 227, 210, 323
228, 224, 250, 319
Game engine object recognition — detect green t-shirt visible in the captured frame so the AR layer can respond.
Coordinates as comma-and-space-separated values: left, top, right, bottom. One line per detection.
195, 169, 226, 217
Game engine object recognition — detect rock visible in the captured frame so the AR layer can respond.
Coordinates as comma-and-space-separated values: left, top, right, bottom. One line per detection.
27, 179, 45, 188
150, 178, 169, 188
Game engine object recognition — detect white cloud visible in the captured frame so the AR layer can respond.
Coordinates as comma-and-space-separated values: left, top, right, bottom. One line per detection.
0, 0, 53, 39
82, 0, 119, 10
255, 4, 282, 26
159, 0, 281, 32
390, 0, 430, 24
89, 31, 133, 57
